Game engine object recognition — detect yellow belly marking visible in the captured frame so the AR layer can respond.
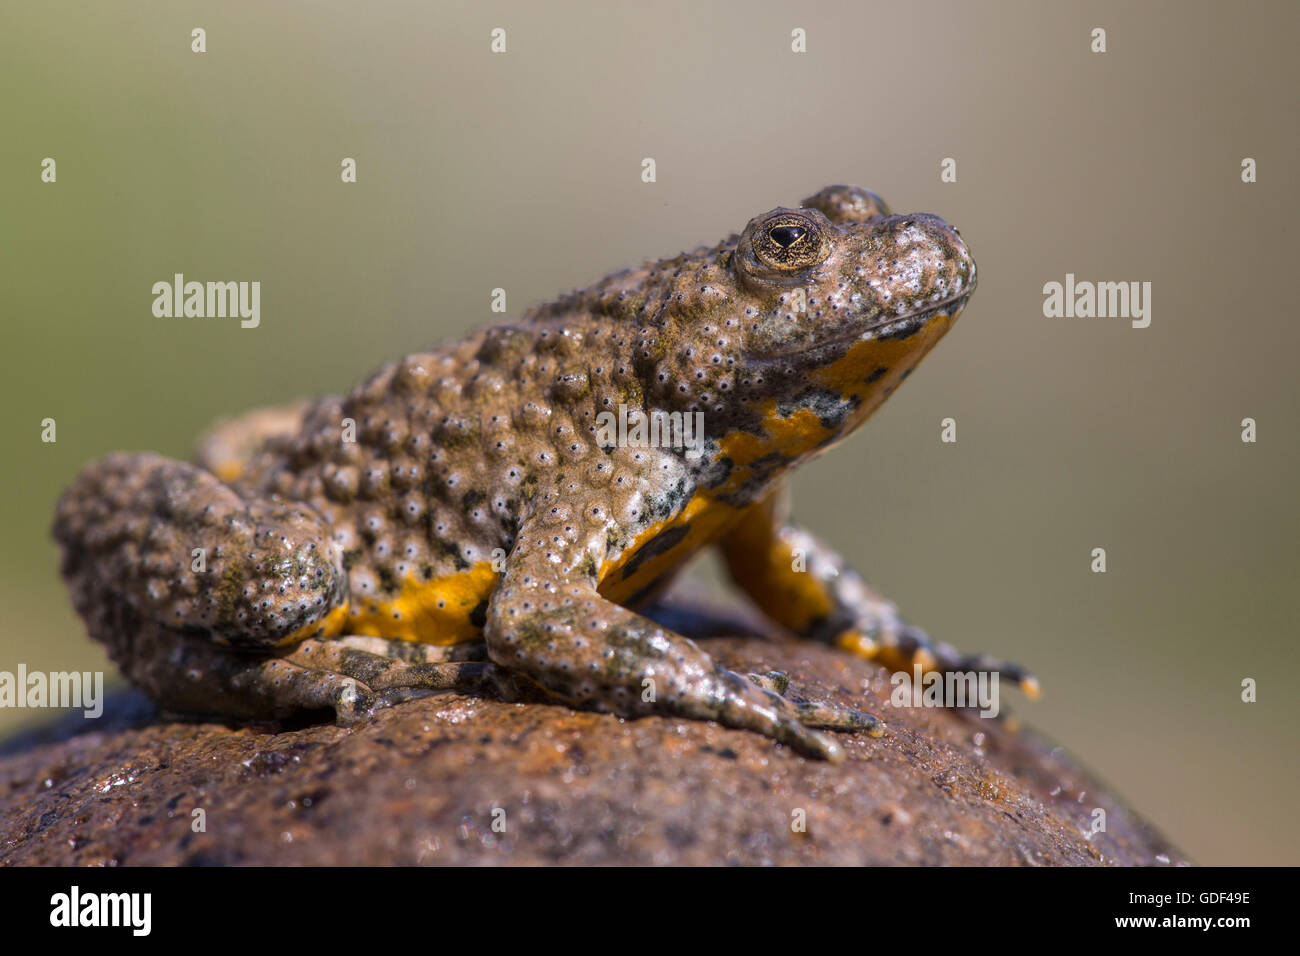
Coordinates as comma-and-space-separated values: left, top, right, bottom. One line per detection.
812, 313, 954, 431
345, 562, 499, 644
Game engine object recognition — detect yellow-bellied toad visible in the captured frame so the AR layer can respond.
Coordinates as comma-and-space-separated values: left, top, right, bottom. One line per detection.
54, 185, 1035, 761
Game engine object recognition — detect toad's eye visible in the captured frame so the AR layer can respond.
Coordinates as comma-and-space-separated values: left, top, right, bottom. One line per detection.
768, 225, 806, 248
750, 213, 829, 271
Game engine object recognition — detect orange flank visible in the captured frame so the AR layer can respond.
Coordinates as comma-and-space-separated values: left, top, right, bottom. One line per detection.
344, 562, 500, 644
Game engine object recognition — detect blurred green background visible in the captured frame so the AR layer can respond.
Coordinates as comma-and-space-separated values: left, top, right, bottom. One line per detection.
3, 0, 1296, 865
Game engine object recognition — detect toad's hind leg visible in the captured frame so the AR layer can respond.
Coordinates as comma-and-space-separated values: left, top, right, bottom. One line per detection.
216, 637, 500, 723
54, 452, 349, 707
54, 452, 350, 650
53, 451, 506, 722
286, 636, 514, 723
193, 398, 314, 482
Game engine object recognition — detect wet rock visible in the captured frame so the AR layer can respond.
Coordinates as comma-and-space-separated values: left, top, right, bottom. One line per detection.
0, 603, 1185, 866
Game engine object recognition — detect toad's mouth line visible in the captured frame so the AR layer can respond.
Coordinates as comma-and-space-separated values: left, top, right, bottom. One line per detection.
745, 290, 972, 362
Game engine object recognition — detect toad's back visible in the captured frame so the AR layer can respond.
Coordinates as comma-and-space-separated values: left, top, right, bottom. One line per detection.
223, 314, 721, 645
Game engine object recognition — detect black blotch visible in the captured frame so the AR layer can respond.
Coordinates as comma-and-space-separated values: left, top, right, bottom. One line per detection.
439, 540, 471, 570
695, 454, 733, 491
806, 608, 856, 645
878, 316, 925, 341
746, 452, 791, 485
623, 574, 669, 609
865, 366, 889, 384
468, 599, 488, 628
777, 387, 851, 430
646, 475, 693, 520
620, 525, 689, 579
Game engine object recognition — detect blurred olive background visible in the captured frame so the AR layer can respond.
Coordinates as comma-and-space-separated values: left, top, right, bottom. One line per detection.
3, 0, 1296, 865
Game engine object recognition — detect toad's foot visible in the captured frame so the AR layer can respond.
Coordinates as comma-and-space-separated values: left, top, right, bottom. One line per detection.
746, 670, 884, 735
114, 630, 507, 725
272, 636, 502, 723
835, 626, 1041, 700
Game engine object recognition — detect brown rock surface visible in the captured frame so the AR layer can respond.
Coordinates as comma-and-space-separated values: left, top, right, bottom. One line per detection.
0, 601, 1185, 866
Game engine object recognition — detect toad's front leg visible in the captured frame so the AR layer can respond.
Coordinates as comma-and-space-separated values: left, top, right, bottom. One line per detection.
484, 505, 879, 761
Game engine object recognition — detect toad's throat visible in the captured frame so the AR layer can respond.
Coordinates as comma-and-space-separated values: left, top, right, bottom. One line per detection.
745, 291, 971, 363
